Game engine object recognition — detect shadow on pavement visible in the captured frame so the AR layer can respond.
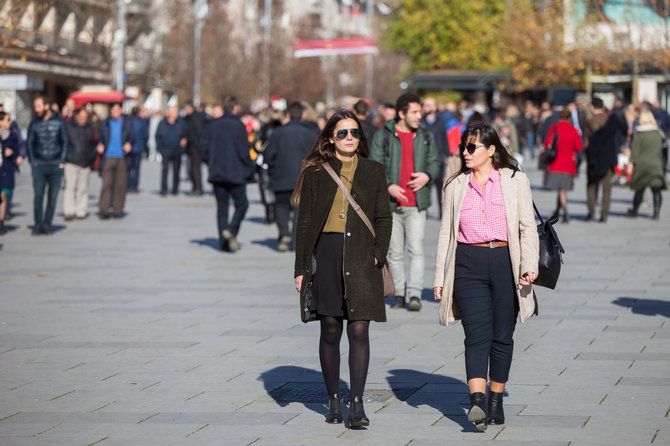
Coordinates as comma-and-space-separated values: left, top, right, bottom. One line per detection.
386, 369, 479, 433
252, 237, 281, 251
612, 297, 670, 317
259, 365, 347, 417
189, 237, 220, 251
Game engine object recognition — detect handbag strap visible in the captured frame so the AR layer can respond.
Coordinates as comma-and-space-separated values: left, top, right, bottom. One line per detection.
323, 163, 376, 238
533, 200, 565, 254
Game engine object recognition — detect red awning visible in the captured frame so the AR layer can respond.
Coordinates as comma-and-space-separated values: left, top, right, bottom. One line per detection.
294, 37, 377, 58
69, 90, 129, 107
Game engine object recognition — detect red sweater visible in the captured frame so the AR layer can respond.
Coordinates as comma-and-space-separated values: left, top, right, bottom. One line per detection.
544, 121, 583, 175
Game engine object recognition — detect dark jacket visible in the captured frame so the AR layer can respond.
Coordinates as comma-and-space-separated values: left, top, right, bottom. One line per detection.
66, 121, 97, 168
264, 121, 318, 192
98, 117, 135, 155
421, 114, 450, 161
0, 130, 19, 189
26, 115, 69, 165
369, 120, 441, 211
156, 118, 186, 153
130, 116, 149, 154
185, 111, 207, 151
294, 157, 392, 323
587, 111, 627, 178
200, 114, 253, 185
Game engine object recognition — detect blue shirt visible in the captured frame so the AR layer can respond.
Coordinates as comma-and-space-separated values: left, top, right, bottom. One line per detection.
106, 119, 124, 158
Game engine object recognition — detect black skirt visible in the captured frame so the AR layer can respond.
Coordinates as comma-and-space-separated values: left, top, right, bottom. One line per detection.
313, 232, 347, 318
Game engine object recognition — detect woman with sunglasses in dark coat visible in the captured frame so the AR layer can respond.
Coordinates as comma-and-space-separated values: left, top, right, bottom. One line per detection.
433, 123, 538, 431
293, 110, 392, 428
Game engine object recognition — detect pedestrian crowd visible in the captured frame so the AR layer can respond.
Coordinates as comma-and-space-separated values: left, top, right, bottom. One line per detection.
0, 91, 667, 431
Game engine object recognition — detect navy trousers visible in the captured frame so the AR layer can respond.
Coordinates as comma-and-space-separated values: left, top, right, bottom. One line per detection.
452, 243, 518, 383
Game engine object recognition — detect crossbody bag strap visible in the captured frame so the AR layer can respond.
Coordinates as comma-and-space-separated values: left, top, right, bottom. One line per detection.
322, 163, 376, 238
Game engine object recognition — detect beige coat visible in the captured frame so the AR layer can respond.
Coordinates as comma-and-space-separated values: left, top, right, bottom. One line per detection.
433, 168, 539, 326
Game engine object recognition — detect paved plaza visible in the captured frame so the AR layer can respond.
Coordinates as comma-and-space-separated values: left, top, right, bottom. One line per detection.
0, 159, 668, 445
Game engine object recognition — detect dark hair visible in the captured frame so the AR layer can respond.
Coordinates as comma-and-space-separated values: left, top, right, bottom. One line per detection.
395, 93, 421, 117
466, 111, 487, 126
287, 101, 304, 122
74, 107, 87, 116
557, 108, 571, 120
222, 96, 238, 114
292, 110, 369, 205
34, 95, 50, 105
184, 100, 194, 108
0, 111, 6, 121
591, 97, 604, 110
353, 99, 369, 116
109, 102, 122, 110
446, 122, 519, 185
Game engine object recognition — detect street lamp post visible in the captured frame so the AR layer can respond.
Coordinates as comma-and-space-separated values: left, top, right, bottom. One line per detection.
262, 0, 272, 103
193, 0, 207, 107
115, 0, 126, 92
365, 0, 374, 99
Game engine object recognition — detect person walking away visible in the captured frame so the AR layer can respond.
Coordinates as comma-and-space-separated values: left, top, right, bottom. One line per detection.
433, 122, 538, 431
26, 96, 69, 235
97, 102, 134, 219
520, 101, 539, 159
421, 97, 450, 218
628, 111, 667, 220
63, 108, 97, 220
127, 106, 149, 193
184, 101, 208, 195
264, 101, 318, 251
156, 105, 186, 196
199, 96, 253, 252
543, 108, 583, 223
370, 93, 441, 312
293, 110, 392, 428
585, 100, 627, 222
0, 112, 19, 233
253, 109, 283, 224
353, 99, 378, 142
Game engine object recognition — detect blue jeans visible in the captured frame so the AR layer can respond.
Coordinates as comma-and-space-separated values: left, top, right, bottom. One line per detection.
32, 163, 63, 228
525, 131, 535, 159
127, 152, 142, 191
212, 182, 248, 241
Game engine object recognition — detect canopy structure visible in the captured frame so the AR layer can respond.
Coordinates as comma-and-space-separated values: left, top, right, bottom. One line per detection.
69, 90, 129, 107
294, 37, 377, 58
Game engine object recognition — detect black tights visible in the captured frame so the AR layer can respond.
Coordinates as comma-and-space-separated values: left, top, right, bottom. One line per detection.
319, 316, 370, 399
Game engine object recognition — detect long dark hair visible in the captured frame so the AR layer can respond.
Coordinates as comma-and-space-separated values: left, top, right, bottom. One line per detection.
446, 122, 519, 185
292, 110, 369, 205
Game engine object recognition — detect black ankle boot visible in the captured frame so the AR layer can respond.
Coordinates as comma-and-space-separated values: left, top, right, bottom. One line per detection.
346, 396, 369, 428
487, 391, 505, 425
325, 394, 343, 424
468, 392, 487, 431
653, 190, 662, 220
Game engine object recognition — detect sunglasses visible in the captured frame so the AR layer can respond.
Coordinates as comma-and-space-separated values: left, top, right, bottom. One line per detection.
458, 143, 486, 154
335, 128, 361, 140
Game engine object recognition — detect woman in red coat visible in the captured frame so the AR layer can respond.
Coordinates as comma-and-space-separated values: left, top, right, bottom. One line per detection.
543, 108, 583, 223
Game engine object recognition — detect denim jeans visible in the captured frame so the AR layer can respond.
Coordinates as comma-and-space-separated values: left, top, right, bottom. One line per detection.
127, 152, 142, 191
388, 207, 427, 298
525, 131, 535, 159
32, 163, 63, 228
212, 182, 249, 242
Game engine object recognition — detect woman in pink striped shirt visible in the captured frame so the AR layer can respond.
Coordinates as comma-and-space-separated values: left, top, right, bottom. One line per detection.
433, 123, 539, 431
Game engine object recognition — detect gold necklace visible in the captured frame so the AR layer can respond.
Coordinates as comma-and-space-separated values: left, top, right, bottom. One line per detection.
338, 157, 356, 219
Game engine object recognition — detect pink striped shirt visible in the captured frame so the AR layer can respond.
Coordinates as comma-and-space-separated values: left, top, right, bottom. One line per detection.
457, 169, 508, 244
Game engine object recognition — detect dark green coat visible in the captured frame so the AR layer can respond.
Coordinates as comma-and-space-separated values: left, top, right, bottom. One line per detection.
630, 128, 668, 191
294, 157, 392, 323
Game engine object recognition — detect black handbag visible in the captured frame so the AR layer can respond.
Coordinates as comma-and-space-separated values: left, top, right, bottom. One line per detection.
538, 126, 558, 169
533, 202, 565, 289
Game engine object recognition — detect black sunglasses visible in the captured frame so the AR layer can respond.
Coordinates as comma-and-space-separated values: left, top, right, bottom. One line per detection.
335, 128, 361, 140
458, 143, 485, 154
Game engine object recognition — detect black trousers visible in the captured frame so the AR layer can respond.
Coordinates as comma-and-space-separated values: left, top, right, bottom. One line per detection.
274, 190, 297, 240
212, 181, 248, 241
453, 243, 518, 383
160, 148, 182, 194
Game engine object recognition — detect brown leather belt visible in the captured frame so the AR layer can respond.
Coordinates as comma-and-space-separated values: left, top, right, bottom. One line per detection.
467, 241, 508, 248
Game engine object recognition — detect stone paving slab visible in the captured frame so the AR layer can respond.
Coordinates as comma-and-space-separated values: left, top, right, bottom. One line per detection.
0, 160, 668, 444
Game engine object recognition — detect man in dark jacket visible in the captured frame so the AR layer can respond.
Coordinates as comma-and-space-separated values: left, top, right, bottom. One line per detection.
184, 101, 208, 195
64, 108, 97, 220
97, 102, 134, 218
156, 105, 187, 196
354, 99, 378, 142
586, 101, 628, 223
26, 95, 69, 235
421, 97, 450, 218
200, 96, 253, 252
264, 101, 318, 251
127, 106, 149, 193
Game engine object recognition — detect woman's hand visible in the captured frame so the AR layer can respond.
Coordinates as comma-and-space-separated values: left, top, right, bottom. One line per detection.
519, 272, 536, 286
5, 148, 13, 157
295, 275, 303, 293
374, 257, 378, 266
433, 286, 443, 301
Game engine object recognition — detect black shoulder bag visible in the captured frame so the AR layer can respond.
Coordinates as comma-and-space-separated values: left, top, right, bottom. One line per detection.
533, 202, 565, 289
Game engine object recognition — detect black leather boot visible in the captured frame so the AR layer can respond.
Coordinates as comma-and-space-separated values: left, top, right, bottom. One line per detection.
468, 392, 487, 431
346, 396, 369, 428
652, 190, 662, 220
487, 391, 505, 425
628, 190, 643, 217
325, 394, 343, 424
